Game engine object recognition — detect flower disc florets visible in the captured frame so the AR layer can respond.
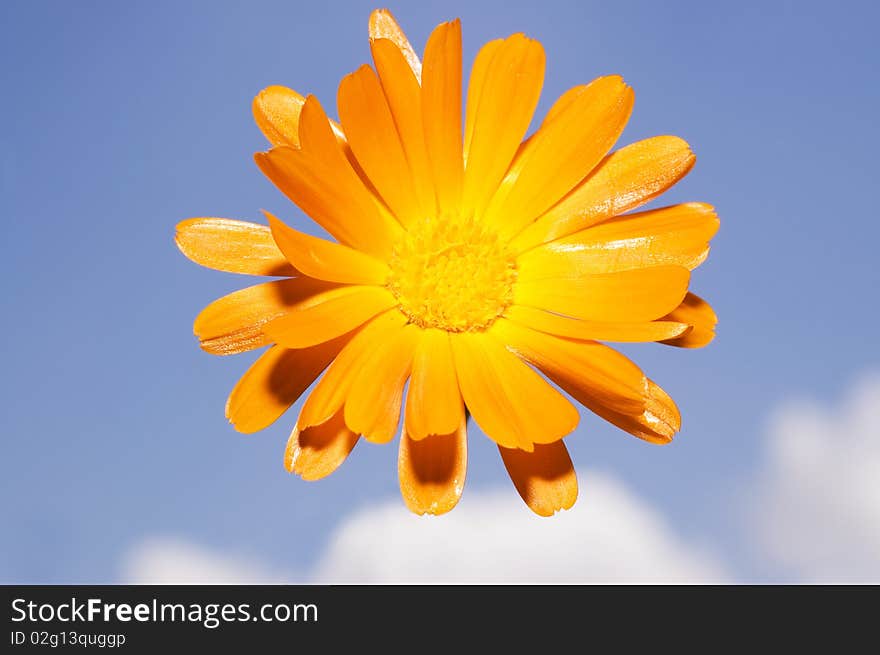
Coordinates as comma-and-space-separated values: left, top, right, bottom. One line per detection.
387, 216, 517, 332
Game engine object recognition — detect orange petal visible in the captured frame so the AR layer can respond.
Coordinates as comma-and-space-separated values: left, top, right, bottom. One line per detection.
515, 265, 690, 323
300, 310, 406, 429
499, 441, 578, 517
226, 337, 349, 434
193, 277, 335, 356
369, 8, 421, 81
476, 85, 586, 232
487, 76, 634, 238
404, 329, 464, 440
518, 203, 718, 277
540, 84, 590, 125
398, 419, 467, 515
422, 19, 464, 215
285, 408, 360, 480
292, 93, 377, 196
512, 135, 696, 252
338, 65, 422, 225
263, 285, 396, 349
253, 85, 348, 148
463, 38, 502, 161
371, 38, 435, 219
581, 379, 681, 444
254, 146, 391, 259
175, 218, 296, 276
344, 324, 419, 443
660, 292, 718, 348
253, 85, 306, 148
450, 331, 579, 451
495, 325, 679, 443
493, 318, 647, 415
462, 34, 544, 220
254, 97, 402, 259
265, 211, 389, 285
504, 304, 689, 343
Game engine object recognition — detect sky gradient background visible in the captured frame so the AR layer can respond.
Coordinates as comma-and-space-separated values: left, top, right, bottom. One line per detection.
2, 0, 879, 583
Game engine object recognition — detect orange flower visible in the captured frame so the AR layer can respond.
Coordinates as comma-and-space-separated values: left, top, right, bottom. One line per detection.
175, 9, 718, 517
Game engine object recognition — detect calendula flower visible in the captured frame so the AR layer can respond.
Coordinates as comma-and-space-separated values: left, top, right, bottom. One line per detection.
175, 9, 718, 517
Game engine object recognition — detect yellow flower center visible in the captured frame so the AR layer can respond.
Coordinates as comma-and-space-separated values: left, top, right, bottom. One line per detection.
387, 216, 517, 332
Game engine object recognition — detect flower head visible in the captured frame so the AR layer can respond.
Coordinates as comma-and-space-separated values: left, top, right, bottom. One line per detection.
175, 9, 718, 516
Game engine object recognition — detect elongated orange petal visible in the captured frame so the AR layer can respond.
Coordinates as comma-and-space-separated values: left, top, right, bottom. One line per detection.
255, 97, 402, 259
295, 93, 380, 194
253, 85, 349, 146
253, 85, 306, 148
422, 19, 463, 215
487, 76, 634, 238
265, 211, 389, 285
463, 39, 502, 161
226, 337, 349, 434
504, 305, 689, 343
264, 285, 396, 349
175, 218, 296, 276
660, 292, 717, 348
477, 84, 586, 230
499, 441, 578, 517
369, 8, 421, 81
371, 38, 435, 219
582, 379, 681, 444
398, 419, 467, 515
515, 265, 690, 323
495, 320, 678, 441
451, 331, 579, 451
345, 324, 419, 443
300, 310, 406, 429
253, 85, 377, 193
513, 135, 696, 251
338, 65, 422, 225
404, 329, 464, 440
254, 146, 387, 259
493, 318, 646, 415
519, 203, 718, 279
462, 34, 544, 220
286, 408, 359, 480
541, 84, 590, 125
193, 277, 335, 356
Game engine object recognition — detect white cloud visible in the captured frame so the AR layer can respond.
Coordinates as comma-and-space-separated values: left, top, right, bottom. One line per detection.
748, 373, 880, 583
121, 537, 292, 584
121, 474, 728, 584
312, 474, 728, 584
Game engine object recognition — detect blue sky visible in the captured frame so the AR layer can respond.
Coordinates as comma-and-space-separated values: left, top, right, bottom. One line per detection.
2, 0, 879, 583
